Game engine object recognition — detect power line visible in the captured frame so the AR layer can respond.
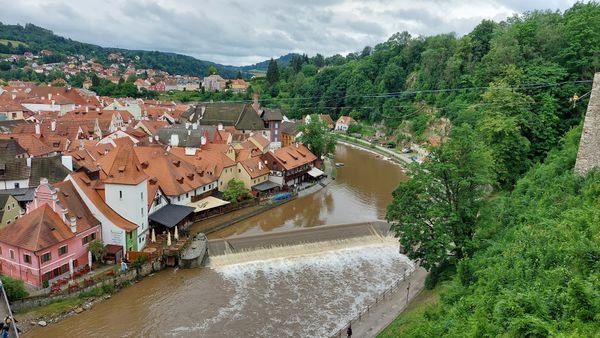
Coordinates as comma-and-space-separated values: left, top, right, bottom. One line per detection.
194, 79, 593, 105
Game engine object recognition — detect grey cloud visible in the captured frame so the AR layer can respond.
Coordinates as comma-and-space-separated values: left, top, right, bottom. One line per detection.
0, 0, 578, 65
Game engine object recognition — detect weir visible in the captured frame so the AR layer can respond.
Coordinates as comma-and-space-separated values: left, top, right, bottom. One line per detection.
207, 221, 392, 256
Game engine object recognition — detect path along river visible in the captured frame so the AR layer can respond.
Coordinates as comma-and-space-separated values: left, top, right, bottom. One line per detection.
25, 144, 409, 338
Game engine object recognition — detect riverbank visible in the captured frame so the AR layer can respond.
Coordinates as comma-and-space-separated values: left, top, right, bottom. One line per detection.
17, 162, 337, 335
336, 135, 413, 166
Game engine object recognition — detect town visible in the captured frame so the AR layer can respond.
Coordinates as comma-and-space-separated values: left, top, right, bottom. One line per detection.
0, 77, 366, 290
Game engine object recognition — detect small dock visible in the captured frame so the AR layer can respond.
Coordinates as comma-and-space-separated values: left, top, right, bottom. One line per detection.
180, 233, 208, 268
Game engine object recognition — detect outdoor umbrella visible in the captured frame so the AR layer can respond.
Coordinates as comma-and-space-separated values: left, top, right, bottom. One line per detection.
151, 228, 156, 243
167, 231, 172, 246
88, 251, 93, 272
69, 258, 74, 279
174, 226, 179, 240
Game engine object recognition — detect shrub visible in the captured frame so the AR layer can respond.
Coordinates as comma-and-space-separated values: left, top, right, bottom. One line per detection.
0, 276, 29, 301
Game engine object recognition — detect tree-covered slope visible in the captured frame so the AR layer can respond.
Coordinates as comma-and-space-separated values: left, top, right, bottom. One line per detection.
0, 23, 243, 77
388, 126, 599, 337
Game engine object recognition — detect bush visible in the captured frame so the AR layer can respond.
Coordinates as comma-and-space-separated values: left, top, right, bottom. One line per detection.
0, 276, 29, 301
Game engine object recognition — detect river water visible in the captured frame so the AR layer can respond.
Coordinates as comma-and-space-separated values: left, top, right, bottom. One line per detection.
25, 144, 409, 338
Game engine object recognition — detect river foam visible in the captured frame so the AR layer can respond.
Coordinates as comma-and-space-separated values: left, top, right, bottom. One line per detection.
171, 238, 414, 337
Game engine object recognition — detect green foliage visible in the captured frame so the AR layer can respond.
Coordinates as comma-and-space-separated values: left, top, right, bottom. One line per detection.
223, 179, 251, 203
297, 114, 336, 159
392, 127, 600, 337
0, 276, 29, 301
266, 58, 280, 85
88, 239, 105, 263
387, 125, 495, 270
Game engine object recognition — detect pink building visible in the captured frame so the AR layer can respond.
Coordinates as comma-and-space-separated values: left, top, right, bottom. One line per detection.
0, 179, 101, 287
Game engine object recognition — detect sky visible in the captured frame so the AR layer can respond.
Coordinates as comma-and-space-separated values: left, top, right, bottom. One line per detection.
0, 0, 578, 66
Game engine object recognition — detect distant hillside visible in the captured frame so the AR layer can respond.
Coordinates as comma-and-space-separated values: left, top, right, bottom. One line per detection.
0, 23, 297, 78
238, 53, 300, 72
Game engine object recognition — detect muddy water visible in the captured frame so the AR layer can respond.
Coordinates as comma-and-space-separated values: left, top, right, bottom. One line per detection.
25, 144, 408, 338
206, 144, 408, 238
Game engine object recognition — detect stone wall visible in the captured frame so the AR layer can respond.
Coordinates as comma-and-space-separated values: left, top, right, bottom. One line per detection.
11, 260, 164, 312
575, 73, 600, 176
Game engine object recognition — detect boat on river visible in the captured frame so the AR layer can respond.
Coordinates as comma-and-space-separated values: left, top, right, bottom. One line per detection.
180, 233, 208, 268
335, 162, 345, 167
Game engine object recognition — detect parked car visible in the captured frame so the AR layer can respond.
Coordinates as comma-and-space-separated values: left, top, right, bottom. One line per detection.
401, 148, 412, 153
410, 155, 418, 162
386, 142, 396, 149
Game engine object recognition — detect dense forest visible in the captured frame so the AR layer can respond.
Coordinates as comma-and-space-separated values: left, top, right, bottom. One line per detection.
358, 2, 599, 336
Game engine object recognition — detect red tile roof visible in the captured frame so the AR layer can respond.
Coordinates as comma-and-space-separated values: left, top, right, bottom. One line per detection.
0, 204, 74, 252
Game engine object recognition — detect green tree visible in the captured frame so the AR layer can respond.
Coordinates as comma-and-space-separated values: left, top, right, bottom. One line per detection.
207, 66, 218, 75
266, 58, 280, 85
223, 179, 251, 203
235, 70, 242, 79
88, 239, 106, 263
297, 114, 336, 160
386, 125, 494, 270
0, 276, 29, 301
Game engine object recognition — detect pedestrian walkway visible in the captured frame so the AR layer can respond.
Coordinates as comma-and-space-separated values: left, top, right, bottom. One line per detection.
331, 266, 428, 338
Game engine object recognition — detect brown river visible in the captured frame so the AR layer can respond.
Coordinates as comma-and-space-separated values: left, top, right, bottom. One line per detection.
25, 144, 409, 338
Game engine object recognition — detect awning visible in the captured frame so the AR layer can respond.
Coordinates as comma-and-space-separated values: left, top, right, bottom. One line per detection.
252, 180, 280, 192
148, 204, 195, 228
307, 167, 325, 178
188, 196, 230, 212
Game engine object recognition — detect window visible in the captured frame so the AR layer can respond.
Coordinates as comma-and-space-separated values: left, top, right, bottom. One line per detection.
41, 252, 52, 263
23, 254, 31, 264
186, 193, 189, 198
13, 183, 19, 189
9, 250, 14, 260
58, 245, 68, 256
275, 122, 279, 128
238, 169, 241, 173
6, 220, 9, 225
141, 192, 144, 201
6, 205, 9, 211
275, 130, 278, 135
82, 233, 96, 245
141, 208, 143, 217
0, 247, 2, 255
119, 191, 123, 199
11, 203, 14, 208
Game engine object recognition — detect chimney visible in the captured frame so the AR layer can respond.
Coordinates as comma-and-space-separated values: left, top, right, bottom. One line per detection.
252, 93, 260, 112
258, 161, 263, 170
69, 216, 77, 233
86, 106, 89, 113
201, 136, 206, 146
218, 123, 223, 131
185, 122, 190, 129
26, 157, 32, 167
11, 94, 15, 100
47, 93, 52, 100
35, 122, 41, 135
51, 120, 56, 131
79, 139, 84, 150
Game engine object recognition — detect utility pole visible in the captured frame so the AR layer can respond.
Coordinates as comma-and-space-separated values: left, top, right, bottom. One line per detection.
406, 281, 411, 305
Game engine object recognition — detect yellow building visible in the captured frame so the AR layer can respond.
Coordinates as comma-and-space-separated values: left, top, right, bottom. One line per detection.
0, 195, 21, 228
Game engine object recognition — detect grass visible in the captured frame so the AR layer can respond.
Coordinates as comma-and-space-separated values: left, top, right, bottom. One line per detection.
377, 283, 447, 338
0, 39, 28, 47
18, 298, 84, 317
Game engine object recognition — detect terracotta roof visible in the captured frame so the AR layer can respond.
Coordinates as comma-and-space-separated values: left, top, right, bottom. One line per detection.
240, 157, 270, 179
270, 144, 317, 171
69, 172, 138, 231
0, 204, 74, 252
133, 146, 217, 197
249, 134, 270, 149
170, 147, 235, 178
97, 144, 147, 185
9, 134, 55, 157
336, 116, 355, 125
54, 180, 100, 233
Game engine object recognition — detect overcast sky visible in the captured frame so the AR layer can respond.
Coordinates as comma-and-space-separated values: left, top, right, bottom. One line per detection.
0, 0, 578, 66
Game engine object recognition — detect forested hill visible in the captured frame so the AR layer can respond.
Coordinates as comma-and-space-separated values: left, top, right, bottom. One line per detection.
0, 23, 291, 78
